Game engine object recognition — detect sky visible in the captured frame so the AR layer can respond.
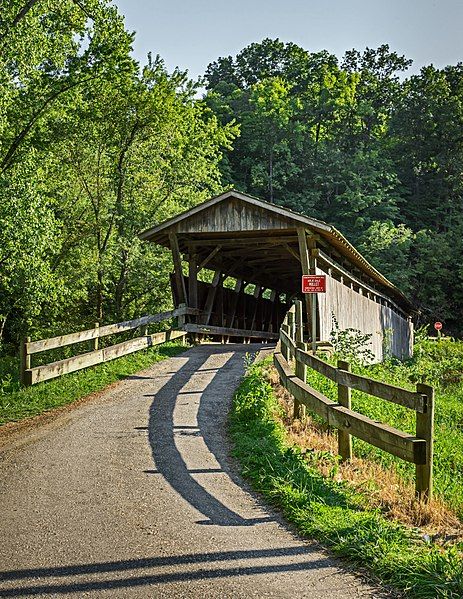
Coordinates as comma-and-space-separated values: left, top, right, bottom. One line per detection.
111, 0, 463, 80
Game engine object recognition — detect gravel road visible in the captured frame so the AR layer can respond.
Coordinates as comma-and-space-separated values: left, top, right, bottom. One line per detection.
0, 343, 390, 598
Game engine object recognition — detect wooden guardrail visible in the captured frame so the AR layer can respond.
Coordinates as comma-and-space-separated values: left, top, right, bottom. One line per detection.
20, 306, 199, 386
275, 301, 434, 502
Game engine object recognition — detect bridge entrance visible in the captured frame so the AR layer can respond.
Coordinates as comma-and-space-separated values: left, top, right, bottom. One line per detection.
140, 190, 414, 359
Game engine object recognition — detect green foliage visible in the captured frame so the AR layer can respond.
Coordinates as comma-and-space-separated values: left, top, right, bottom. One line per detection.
0, 3, 236, 347
329, 313, 375, 364
205, 39, 463, 335
231, 358, 463, 598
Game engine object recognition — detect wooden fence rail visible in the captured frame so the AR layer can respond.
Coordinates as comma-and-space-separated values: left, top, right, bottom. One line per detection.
20, 306, 199, 386
275, 301, 434, 502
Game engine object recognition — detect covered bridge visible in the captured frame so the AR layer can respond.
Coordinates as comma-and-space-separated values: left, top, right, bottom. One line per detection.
139, 190, 414, 361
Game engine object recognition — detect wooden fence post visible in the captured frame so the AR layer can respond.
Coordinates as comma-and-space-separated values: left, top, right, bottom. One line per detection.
415, 383, 434, 502
294, 300, 306, 420
94, 322, 100, 351
337, 359, 352, 461
287, 308, 295, 361
20, 336, 31, 386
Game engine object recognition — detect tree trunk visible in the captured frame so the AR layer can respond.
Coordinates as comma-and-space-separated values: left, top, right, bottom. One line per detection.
269, 146, 274, 203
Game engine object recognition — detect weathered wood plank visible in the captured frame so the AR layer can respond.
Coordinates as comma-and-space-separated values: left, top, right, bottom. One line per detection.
27, 308, 196, 354
314, 248, 407, 318
27, 330, 187, 384
202, 270, 223, 325
280, 327, 296, 351
274, 348, 426, 465
415, 383, 434, 501
29, 349, 105, 384
184, 323, 278, 340
337, 369, 426, 412
337, 359, 352, 461
327, 404, 426, 464
274, 349, 333, 421
169, 232, 187, 305
295, 347, 338, 381
197, 245, 221, 271
188, 254, 198, 307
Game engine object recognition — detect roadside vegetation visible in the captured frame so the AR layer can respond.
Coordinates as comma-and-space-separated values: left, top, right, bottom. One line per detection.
0, 341, 188, 426
303, 335, 463, 522
231, 352, 463, 598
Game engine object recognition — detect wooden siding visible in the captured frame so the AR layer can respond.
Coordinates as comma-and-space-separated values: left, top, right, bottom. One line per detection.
176, 198, 292, 234
316, 266, 413, 361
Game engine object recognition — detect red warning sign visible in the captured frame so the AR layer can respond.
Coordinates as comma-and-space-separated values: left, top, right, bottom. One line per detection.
302, 275, 326, 293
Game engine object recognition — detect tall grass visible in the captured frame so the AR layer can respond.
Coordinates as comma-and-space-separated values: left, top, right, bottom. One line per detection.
305, 338, 463, 520
231, 358, 463, 598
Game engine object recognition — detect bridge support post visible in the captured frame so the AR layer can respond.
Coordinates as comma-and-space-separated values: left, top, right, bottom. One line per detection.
297, 228, 317, 351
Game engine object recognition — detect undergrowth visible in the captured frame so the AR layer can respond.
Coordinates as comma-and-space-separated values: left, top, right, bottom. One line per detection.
230, 357, 463, 599
304, 338, 463, 520
0, 341, 188, 425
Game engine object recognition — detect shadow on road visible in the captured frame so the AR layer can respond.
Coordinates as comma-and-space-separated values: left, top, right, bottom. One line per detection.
0, 547, 331, 596
147, 343, 271, 526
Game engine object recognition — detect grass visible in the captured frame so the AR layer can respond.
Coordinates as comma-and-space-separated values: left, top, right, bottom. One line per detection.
303, 338, 463, 520
0, 341, 188, 426
230, 357, 463, 598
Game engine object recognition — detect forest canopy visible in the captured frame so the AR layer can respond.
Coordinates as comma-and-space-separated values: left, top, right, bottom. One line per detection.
204, 39, 463, 333
1, 2, 462, 350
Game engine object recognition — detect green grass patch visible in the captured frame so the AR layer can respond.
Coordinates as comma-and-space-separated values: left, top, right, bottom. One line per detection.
304, 338, 463, 519
230, 357, 463, 598
0, 342, 187, 425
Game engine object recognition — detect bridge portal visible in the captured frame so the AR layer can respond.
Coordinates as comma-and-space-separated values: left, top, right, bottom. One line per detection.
140, 190, 414, 361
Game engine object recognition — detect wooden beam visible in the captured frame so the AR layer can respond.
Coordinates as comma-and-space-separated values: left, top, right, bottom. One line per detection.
27, 330, 187, 385
250, 286, 263, 330
274, 350, 426, 465
297, 228, 313, 342
26, 308, 197, 354
197, 245, 221, 271
188, 235, 298, 247
227, 279, 243, 328
169, 233, 187, 305
184, 323, 278, 340
202, 270, 223, 325
284, 243, 301, 262
188, 253, 198, 322
415, 383, 434, 502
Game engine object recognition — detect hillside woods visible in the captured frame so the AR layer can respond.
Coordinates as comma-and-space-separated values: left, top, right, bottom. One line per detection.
1, 0, 463, 352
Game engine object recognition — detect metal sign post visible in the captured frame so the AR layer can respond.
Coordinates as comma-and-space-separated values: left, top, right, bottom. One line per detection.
434, 321, 442, 339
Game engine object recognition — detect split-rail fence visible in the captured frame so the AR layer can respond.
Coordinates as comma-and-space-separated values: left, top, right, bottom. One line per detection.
19, 306, 199, 386
275, 301, 434, 502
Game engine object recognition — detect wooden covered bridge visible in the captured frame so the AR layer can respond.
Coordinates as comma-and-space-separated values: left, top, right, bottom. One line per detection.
140, 190, 414, 361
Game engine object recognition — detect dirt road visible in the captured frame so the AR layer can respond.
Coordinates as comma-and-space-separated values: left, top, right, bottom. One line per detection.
0, 343, 388, 598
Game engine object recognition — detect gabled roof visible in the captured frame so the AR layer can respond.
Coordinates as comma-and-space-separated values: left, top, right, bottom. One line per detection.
139, 189, 413, 312
139, 189, 332, 240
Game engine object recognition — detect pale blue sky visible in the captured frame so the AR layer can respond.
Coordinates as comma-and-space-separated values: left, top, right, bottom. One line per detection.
111, 0, 463, 80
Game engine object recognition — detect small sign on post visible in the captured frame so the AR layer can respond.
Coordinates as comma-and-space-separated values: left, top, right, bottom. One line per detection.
302, 274, 326, 294
434, 321, 442, 338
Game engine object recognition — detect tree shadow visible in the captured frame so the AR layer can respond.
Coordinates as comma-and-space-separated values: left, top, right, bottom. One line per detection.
0, 547, 334, 597
147, 343, 272, 526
